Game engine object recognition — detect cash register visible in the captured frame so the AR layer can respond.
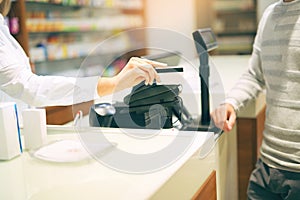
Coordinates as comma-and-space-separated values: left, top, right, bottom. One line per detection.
89, 28, 221, 132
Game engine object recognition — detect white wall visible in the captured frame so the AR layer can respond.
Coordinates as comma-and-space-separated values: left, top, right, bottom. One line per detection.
145, 0, 279, 38
145, 0, 196, 39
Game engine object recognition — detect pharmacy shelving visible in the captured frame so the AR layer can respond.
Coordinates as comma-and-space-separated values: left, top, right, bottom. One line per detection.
8, 0, 146, 124
212, 0, 257, 55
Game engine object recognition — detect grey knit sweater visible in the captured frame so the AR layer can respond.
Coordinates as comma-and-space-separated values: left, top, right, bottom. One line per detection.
225, 0, 300, 172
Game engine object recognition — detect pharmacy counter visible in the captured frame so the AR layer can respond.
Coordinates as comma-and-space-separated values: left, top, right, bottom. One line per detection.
0, 128, 216, 200
0, 55, 266, 200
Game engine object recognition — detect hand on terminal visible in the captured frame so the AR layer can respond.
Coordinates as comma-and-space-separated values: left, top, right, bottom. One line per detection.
211, 103, 236, 132
97, 57, 167, 97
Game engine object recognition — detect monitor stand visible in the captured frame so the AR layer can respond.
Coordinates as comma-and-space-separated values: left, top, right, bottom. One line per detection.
181, 30, 220, 133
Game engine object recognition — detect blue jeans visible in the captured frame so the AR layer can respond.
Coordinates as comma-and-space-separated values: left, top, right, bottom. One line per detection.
247, 158, 300, 200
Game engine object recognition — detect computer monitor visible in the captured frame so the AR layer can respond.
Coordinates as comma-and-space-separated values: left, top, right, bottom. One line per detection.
193, 28, 218, 52
191, 28, 218, 130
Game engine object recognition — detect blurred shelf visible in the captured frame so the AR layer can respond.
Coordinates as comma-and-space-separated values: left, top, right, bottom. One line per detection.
26, 16, 143, 33
216, 9, 256, 15
216, 46, 253, 55
213, 0, 256, 12
26, 1, 88, 10
32, 49, 128, 65
212, 0, 257, 55
216, 31, 256, 36
25, 0, 143, 11
28, 30, 110, 35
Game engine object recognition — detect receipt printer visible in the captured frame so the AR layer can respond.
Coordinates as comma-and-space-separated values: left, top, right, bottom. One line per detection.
89, 83, 183, 129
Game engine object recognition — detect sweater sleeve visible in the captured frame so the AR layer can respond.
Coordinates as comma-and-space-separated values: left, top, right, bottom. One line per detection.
224, 5, 273, 111
225, 48, 265, 111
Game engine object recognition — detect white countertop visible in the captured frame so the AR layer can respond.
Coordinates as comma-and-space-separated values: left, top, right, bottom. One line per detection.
0, 128, 215, 200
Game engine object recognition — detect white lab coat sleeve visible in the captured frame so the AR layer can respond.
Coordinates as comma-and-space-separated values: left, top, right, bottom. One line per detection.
0, 16, 99, 107
0, 63, 99, 107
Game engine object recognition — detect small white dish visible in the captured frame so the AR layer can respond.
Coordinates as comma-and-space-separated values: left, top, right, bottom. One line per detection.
33, 139, 115, 163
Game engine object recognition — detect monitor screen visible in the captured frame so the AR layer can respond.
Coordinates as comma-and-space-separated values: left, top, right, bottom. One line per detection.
199, 29, 218, 51
201, 30, 216, 45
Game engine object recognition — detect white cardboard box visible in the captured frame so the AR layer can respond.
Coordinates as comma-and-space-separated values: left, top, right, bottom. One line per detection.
0, 102, 22, 160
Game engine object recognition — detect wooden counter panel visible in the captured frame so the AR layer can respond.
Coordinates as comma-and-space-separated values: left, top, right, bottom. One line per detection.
46, 101, 93, 125
236, 105, 266, 200
192, 170, 216, 200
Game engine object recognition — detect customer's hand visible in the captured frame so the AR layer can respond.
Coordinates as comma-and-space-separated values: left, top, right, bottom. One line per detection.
97, 57, 167, 96
211, 103, 236, 132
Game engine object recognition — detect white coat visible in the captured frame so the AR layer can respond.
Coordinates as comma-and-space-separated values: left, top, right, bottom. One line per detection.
0, 14, 99, 113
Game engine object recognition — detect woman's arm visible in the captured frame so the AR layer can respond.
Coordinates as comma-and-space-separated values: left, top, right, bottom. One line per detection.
97, 57, 166, 97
